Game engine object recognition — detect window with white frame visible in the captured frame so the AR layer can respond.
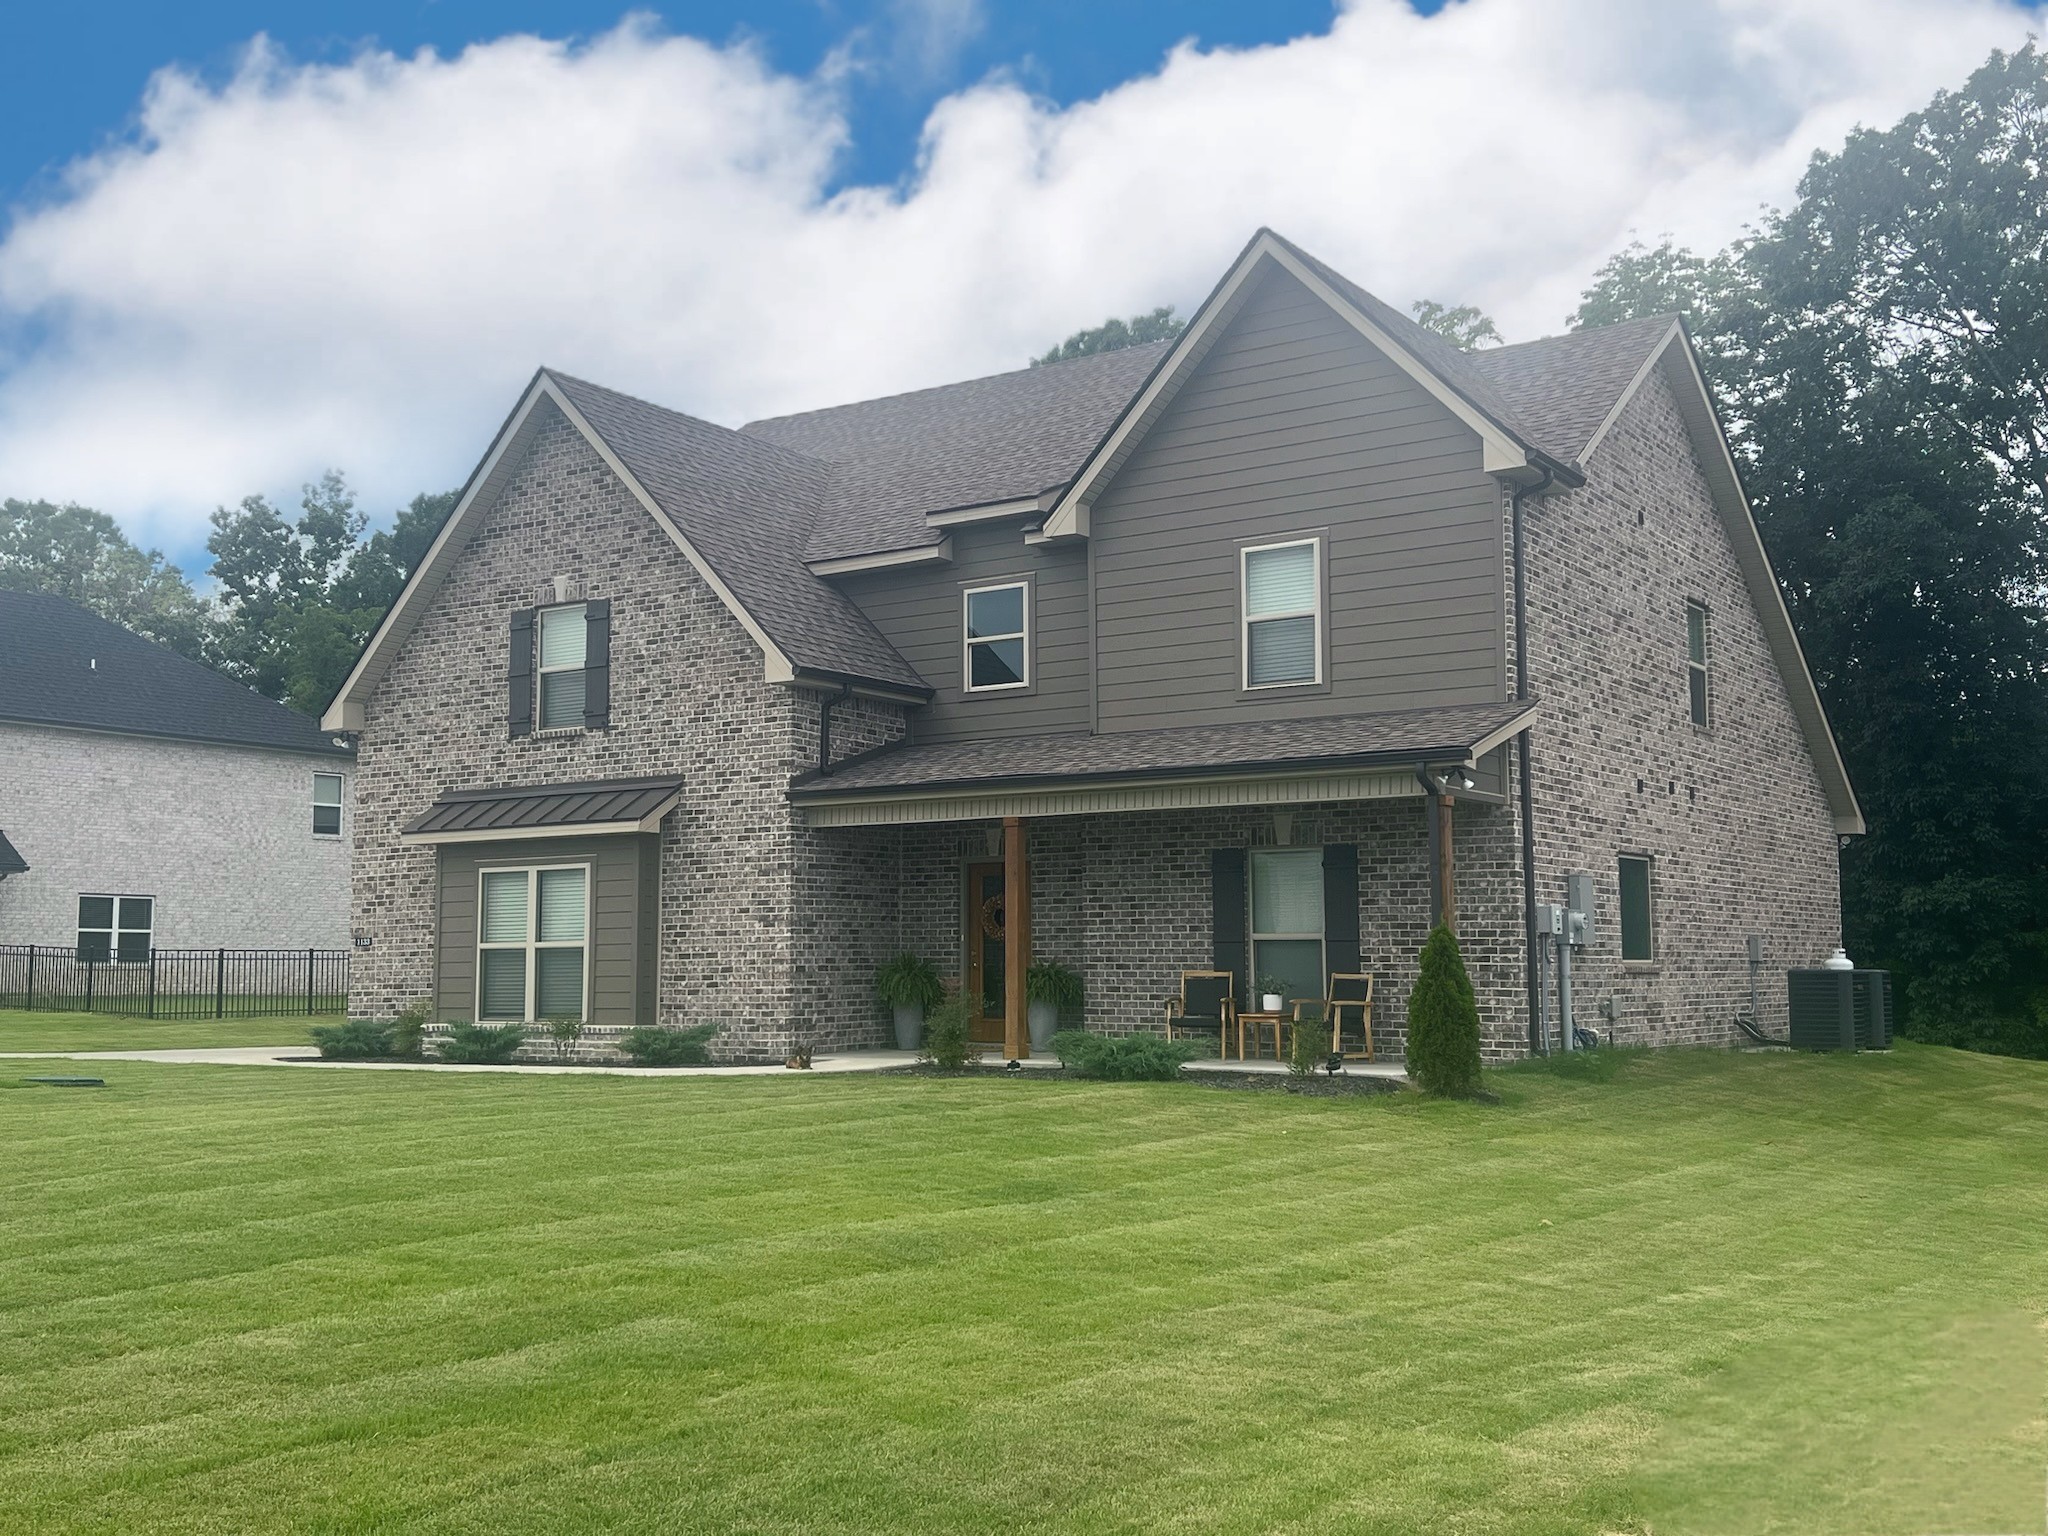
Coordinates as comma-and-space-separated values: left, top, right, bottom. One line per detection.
537, 604, 588, 729
1249, 848, 1325, 1006
1242, 538, 1322, 688
1619, 854, 1655, 963
1685, 600, 1710, 727
477, 864, 589, 1021
963, 581, 1029, 692
313, 772, 343, 836
77, 895, 153, 964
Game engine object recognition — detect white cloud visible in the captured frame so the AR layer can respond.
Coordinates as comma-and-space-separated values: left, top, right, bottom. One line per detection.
0, 0, 2040, 544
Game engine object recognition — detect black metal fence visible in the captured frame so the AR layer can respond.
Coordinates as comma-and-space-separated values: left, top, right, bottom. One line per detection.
0, 945, 349, 1018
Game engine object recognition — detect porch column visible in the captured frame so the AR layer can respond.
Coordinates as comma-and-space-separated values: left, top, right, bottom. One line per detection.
1004, 816, 1031, 1060
1438, 792, 1457, 933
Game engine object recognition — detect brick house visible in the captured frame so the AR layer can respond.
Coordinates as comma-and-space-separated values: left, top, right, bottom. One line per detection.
0, 591, 353, 954
324, 230, 1859, 1061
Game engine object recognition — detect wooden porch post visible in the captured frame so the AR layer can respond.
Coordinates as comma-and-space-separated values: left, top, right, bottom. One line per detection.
1437, 792, 1457, 933
1004, 816, 1030, 1060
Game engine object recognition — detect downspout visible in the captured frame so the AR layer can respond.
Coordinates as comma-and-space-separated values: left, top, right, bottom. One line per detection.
1511, 466, 1554, 1054
1416, 767, 1444, 928
817, 681, 854, 777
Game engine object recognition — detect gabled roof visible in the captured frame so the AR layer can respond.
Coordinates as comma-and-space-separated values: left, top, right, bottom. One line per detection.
0, 591, 346, 756
741, 342, 1173, 563
1467, 315, 1682, 465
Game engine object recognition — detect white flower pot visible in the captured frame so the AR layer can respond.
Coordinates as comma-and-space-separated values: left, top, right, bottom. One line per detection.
1027, 999, 1059, 1051
892, 1004, 924, 1050
1261, 993, 1284, 1013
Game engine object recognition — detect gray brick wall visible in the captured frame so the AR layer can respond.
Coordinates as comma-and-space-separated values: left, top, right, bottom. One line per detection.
0, 722, 350, 949
1519, 363, 1842, 1046
350, 402, 907, 1058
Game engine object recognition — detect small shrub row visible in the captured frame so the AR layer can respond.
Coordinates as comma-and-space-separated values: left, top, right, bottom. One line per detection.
438, 1021, 527, 1064
310, 1018, 392, 1060
1048, 1029, 1204, 1081
617, 1023, 719, 1066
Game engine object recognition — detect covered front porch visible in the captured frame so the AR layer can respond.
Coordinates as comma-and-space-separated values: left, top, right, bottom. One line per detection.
794, 700, 1536, 1061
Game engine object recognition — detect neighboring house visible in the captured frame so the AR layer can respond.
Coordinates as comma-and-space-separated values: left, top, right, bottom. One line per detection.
326, 229, 1858, 1061
0, 591, 353, 955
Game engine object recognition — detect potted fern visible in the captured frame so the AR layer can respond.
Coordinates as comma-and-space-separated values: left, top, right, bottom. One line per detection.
1025, 961, 1084, 1051
876, 952, 944, 1050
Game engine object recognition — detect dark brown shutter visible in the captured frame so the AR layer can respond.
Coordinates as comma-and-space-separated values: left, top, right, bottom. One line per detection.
508, 607, 535, 738
1211, 848, 1248, 1005
582, 598, 611, 730
1323, 843, 1359, 978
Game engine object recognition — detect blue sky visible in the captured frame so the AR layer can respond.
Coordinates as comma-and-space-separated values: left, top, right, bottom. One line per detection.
2, 3, 1385, 211
0, 0, 2038, 575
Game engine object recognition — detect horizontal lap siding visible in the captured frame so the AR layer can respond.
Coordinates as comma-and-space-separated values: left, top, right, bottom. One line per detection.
436, 833, 654, 1025
1092, 268, 1506, 733
838, 522, 1090, 743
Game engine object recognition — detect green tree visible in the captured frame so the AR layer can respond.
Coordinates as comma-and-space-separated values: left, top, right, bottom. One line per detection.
1409, 300, 1502, 350
0, 498, 212, 659
1407, 924, 1482, 1096
1033, 305, 1184, 366
1574, 46, 2048, 1056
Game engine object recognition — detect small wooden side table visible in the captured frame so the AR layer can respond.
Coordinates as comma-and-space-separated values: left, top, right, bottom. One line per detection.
1234, 1010, 1288, 1061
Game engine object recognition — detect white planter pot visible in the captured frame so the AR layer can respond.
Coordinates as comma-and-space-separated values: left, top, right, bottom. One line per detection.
892, 1004, 924, 1051
1027, 999, 1059, 1051
1261, 993, 1284, 1013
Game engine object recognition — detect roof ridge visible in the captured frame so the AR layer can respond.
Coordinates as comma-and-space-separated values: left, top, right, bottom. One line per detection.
1475, 312, 1682, 359
542, 367, 837, 477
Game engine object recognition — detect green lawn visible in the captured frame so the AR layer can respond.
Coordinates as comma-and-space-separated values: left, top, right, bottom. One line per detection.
2, 1046, 2042, 1534
0, 1007, 320, 1052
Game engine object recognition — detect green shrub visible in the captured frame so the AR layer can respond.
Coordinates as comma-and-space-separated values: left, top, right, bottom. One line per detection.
439, 1021, 527, 1064
544, 1015, 586, 1061
1288, 1005, 1328, 1077
1025, 961, 1084, 1011
389, 1000, 429, 1060
311, 1018, 393, 1060
1407, 923, 1482, 1096
875, 953, 945, 1012
1049, 1029, 1203, 1081
919, 994, 979, 1070
617, 1023, 718, 1066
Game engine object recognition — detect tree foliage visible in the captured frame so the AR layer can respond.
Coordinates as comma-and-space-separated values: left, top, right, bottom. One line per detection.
1033, 305, 1185, 366
0, 499, 213, 659
1409, 300, 1502, 350
1575, 45, 2048, 1056
1407, 924, 1482, 1096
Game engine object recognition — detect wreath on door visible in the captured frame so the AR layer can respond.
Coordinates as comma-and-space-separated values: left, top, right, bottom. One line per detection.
980, 895, 1006, 938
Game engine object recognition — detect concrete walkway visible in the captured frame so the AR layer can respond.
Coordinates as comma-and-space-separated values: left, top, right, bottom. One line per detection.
4, 1044, 1407, 1082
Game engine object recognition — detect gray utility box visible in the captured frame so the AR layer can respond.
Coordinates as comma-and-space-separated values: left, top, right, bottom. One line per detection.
1786, 968, 1891, 1051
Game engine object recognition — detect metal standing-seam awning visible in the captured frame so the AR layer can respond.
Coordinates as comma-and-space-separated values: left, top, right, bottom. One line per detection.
0, 829, 26, 878
400, 776, 683, 845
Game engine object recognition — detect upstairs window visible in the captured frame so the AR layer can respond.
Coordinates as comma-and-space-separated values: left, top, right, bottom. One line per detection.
78, 895, 153, 963
312, 772, 343, 836
537, 604, 588, 729
1243, 538, 1322, 689
963, 582, 1029, 692
1686, 600, 1710, 727
1619, 855, 1655, 963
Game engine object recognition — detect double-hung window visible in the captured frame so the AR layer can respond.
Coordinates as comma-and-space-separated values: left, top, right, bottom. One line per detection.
537, 604, 588, 730
1685, 600, 1710, 727
477, 865, 589, 1021
1618, 855, 1655, 963
1242, 538, 1322, 688
1249, 848, 1325, 1005
312, 772, 343, 836
963, 582, 1029, 692
77, 895, 153, 963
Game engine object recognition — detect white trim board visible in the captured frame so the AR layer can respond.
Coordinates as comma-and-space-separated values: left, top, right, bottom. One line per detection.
806, 540, 954, 577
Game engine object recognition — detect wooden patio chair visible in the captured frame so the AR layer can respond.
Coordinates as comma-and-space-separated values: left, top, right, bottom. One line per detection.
1164, 970, 1237, 1058
1318, 972, 1375, 1061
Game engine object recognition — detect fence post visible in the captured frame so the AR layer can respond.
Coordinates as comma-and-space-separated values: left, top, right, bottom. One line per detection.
147, 950, 158, 1019
215, 948, 226, 1019
25, 944, 34, 1012
307, 948, 315, 1015
85, 957, 95, 1012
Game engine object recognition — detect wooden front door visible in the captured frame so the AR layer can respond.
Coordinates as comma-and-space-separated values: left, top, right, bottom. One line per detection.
963, 861, 1007, 1043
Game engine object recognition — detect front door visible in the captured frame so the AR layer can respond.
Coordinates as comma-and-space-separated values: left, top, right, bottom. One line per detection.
963, 861, 1007, 1043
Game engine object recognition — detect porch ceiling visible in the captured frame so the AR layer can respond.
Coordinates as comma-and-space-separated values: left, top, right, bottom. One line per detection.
790, 699, 1536, 827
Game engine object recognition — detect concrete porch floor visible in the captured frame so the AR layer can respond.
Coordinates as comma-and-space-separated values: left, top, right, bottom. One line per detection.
4, 1044, 1409, 1082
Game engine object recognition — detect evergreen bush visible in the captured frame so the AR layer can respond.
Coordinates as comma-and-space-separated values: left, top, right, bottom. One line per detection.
919, 994, 979, 1070
1406, 923, 1482, 1096
438, 1021, 527, 1064
1048, 1030, 1204, 1081
389, 1000, 429, 1060
310, 1018, 393, 1060
617, 1023, 719, 1066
